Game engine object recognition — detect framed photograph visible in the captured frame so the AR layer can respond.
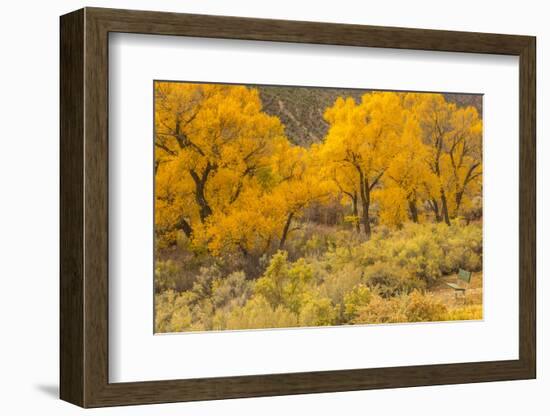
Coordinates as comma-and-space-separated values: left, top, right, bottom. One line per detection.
60, 7, 536, 408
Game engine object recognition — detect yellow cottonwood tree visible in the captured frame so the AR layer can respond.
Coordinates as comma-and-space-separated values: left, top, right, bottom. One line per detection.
156, 84, 482, 255
197, 185, 286, 256
322, 92, 406, 237
404, 93, 455, 224
446, 106, 483, 217
405, 93, 482, 223
270, 143, 334, 248
375, 118, 435, 226
155, 82, 287, 248
325, 162, 362, 232
155, 82, 333, 255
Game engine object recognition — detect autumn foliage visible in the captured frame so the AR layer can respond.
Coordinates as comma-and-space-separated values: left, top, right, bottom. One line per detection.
154, 82, 483, 332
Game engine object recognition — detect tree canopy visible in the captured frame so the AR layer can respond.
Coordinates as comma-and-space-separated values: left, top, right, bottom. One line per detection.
155, 82, 482, 253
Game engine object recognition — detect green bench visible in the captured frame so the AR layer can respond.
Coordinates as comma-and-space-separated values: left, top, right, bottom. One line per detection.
445, 269, 473, 297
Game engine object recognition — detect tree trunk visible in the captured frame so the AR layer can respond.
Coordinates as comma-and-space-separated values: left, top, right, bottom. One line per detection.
279, 212, 294, 249
358, 172, 371, 238
195, 189, 212, 221
352, 194, 361, 233
455, 190, 465, 214
408, 199, 419, 223
176, 217, 193, 238
440, 188, 451, 226
454, 162, 480, 216
431, 198, 442, 222
189, 165, 214, 222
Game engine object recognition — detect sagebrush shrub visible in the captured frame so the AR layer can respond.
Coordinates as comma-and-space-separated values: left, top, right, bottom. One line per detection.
318, 262, 363, 305
155, 222, 482, 331
222, 296, 299, 330
299, 294, 337, 326
363, 262, 425, 297
404, 290, 448, 322
154, 290, 195, 332
255, 251, 313, 314
353, 295, 407, 324
211, 271, 252, 309
343, 284, 373, 319
352, 290, 448, 324
155, 260, 181, 293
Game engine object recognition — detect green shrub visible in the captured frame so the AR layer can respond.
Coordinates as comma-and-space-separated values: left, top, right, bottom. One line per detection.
211, 271, 252, 309
155, 260, 181, 293
254, 251, 313, 314
318, 263, 363, 305
154, 290, 195, 332
189, 298, 215, 331
190, 265, 222, 299
351, 222, 482, 285
304, 234, 325, 256
396, 236, 444, 283
363, 262, 425, 297
299, 294, 337, 326
353, 290, 448, 324
154, 222, 483, 332
353, 295, 407, 324
155, 260, 200, 293
404, 290, 448, 322
221, 296, 299, 330
343, 284, 373, 319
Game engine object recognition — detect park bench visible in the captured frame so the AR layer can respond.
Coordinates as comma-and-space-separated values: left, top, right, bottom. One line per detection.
445, 268, 472, 297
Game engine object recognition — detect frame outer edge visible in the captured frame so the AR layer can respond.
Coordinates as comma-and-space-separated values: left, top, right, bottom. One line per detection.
519, 36, 536, 378
60, 8, 86, 407
83, 6, 111, 408
85, 6, 532, 55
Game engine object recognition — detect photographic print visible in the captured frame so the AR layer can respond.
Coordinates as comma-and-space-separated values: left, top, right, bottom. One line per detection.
154, 81, 483, 333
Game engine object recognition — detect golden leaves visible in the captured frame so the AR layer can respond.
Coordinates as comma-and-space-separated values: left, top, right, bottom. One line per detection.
155, 83, 483, 250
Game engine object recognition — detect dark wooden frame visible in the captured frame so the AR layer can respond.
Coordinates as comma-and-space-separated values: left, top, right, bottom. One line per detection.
60, 7, 536, 408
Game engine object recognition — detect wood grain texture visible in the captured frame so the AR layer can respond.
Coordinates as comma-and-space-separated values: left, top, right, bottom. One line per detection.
59, 7, 537, 408
518, 37, 537, 376
83, 9, 110, 406
89, 7, 532, 55
59, 8, 84, 407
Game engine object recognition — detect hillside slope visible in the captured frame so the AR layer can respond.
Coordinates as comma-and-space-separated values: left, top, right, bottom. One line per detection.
258, 85, 482, 146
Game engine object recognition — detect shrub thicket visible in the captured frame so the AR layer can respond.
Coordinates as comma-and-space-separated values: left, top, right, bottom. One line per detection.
155, 222, 482, 332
